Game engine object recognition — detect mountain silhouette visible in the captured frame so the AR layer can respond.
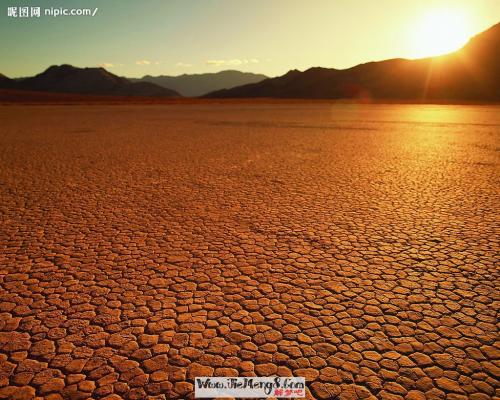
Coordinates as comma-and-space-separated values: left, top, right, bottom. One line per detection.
206, 23, 500, 102
131, 70, 268, 97
0, 73, 16, 88
1, 65, 180, 97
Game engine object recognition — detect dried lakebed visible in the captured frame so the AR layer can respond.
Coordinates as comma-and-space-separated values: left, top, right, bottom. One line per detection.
0, 103, 499, 399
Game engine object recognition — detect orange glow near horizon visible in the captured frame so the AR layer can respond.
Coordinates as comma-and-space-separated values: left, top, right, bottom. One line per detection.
410, 9, 474, 58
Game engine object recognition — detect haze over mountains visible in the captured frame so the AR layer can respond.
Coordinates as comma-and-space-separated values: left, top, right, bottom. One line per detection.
0, 65, 180, 97
0, 67, 267, 98
131, 70, 268, 97
206, 22, 500, 102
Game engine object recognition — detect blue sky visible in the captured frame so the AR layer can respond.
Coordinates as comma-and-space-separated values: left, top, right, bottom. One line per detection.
1, 0, 499, 78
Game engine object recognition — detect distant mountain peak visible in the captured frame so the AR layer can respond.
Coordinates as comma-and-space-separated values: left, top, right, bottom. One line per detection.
43, 64, 80, 74
132, 70, 268, 97
1, 64, 180, 97
206, 22, 500, 102
46, 64, 74, 70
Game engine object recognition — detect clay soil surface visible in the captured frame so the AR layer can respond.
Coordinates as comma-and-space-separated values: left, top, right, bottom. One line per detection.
0, 103, 498, 399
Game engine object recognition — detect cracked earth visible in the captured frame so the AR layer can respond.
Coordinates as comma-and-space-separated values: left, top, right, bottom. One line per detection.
0, 104, 498, 399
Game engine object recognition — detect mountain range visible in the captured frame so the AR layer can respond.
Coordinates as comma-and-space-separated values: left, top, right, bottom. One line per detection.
206, 22, 500, 102
0, 65, 180, 97
1, 22, 498, 102
130, 70, 268, 97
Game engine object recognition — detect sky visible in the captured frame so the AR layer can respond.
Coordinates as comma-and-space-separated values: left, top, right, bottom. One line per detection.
0, 0, 499, 78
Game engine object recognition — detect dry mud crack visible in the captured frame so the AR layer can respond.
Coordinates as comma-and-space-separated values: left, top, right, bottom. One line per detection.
0, 104, 499, 399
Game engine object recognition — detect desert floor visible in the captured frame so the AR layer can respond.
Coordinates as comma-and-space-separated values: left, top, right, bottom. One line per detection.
0, 104, 498, 399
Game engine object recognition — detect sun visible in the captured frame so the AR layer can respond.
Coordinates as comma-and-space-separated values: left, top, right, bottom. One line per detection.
411, 9, 473, 58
